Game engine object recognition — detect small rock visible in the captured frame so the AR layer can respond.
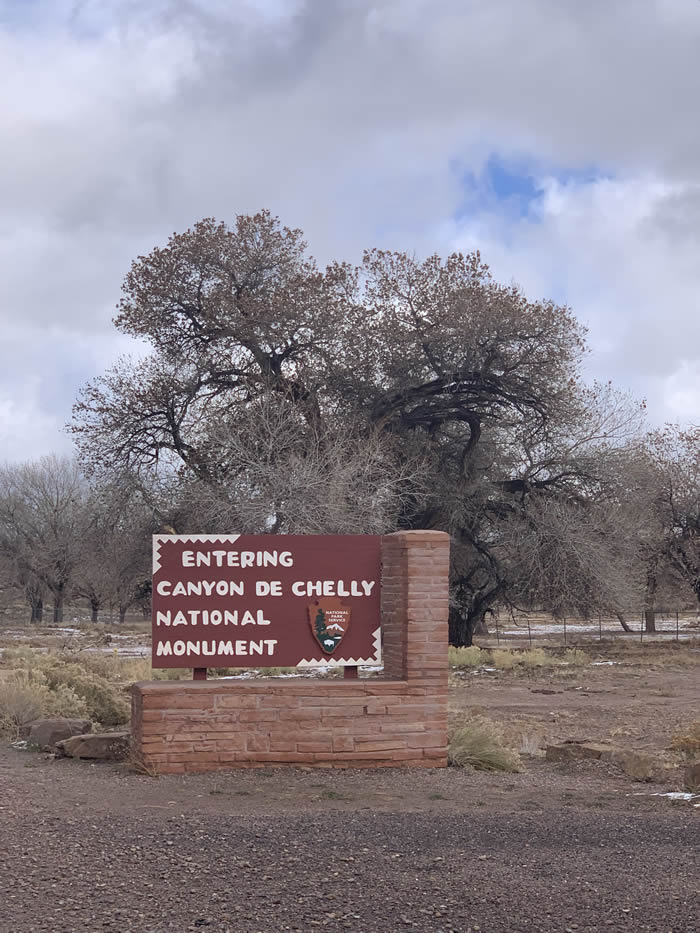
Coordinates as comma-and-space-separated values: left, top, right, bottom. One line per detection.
55, 732, 130, 761
545, 742, 615, 763
27, 718, 93, 751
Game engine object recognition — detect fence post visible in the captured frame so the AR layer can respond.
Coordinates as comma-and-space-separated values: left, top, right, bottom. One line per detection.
527, 618, 532, 648
563, 617, 567, 646
598, 613, 602, 642
676, 610, 679, 642
495, 614, 500, 645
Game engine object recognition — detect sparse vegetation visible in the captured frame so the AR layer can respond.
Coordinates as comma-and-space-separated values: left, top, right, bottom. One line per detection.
465, 647, 587, 672
449, 646, 489, 668
0, 647, 131, 732
517, 733, 543, 757
448, 716, 522, 773
670, 720, 700, 758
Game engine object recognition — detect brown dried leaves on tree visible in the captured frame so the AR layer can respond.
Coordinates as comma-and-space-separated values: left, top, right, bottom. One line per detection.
70, 211, 667, 643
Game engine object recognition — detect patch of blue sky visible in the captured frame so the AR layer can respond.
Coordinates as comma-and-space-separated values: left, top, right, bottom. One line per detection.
0, 0, 117, 38
0, 0, 39, 28
452, 154, 611, 224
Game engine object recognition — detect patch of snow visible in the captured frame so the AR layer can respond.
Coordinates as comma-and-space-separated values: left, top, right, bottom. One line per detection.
216, 671, 260, 680
651, 792, 700, 801
632, 791, 700, 802
500, 617, 698, 638
10, 740, 28, 750
591, 661, 620, 666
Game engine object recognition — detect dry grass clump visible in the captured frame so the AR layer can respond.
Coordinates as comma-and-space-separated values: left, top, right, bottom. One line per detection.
670, 720, 700, 758
486, 647, 589, 672
516, 647, 550, 669
449, 646, 491, 669
518, 733, 544, 757
490, 648, 550, 670
448, 715, 522, 772
489, 648, 517, 670
114, 658, 187, 683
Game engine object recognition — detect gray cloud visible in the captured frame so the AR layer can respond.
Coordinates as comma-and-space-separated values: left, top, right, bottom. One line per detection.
1, 0, 699, 460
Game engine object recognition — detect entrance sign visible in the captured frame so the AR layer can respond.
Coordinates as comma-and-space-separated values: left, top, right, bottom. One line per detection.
152, 534, 381, 669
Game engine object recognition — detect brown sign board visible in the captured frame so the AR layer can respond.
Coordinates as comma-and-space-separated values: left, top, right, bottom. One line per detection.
152, 534, 382, 669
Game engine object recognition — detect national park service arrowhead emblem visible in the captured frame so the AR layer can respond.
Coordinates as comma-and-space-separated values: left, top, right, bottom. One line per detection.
308, 598, 351, 654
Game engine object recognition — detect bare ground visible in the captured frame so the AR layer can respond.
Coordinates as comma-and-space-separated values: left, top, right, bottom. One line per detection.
1, 651, 699, 933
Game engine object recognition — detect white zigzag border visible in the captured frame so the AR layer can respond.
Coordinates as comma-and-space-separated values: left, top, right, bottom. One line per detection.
296, 626, 382, 667
153, 538, 381, 667
152, 534, 241, 574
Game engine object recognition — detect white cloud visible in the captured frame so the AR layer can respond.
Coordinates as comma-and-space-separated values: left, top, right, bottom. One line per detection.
0, 0, 699, 461
450, 174, 700, 422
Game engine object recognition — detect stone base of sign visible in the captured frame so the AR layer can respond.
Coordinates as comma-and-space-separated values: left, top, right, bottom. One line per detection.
131, 531, 449, 773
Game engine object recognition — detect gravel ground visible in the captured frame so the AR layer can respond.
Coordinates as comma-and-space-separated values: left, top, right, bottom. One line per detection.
1, 746, 698, 933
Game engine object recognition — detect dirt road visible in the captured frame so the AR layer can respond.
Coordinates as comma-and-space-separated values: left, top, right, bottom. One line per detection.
1, 744, 698, 933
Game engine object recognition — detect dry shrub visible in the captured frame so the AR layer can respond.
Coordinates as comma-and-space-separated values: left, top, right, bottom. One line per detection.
127, 748, 160, 778
42, 663, 129, 726
517, 648, 550, 669
0, 679, 46, 736
114, 658, 186, 683
490, 648, 549, 670
670, 721, 700, 758
684, 761, 700, 793
449, 646, 491, 669
0, 671, 89, 736
563, 649, 590, 667
0, 648, 129, 727
489, 647, 578, 671
448, 716, 522, 772
490, 649, 517, 670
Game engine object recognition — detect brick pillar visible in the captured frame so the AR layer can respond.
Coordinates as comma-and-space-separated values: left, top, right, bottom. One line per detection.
381, 531, 450, 683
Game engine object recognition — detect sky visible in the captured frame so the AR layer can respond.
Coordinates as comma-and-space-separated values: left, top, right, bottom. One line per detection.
1, 0, 699, 461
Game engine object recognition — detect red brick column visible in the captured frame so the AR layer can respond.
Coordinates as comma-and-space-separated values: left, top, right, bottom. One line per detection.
132, 531, 450, 773
381, 531, 450, 684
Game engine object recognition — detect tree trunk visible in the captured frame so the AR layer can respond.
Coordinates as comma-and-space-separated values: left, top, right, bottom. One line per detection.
53, 595, 64, 624
615, 612, 633, 633
30, 596, 43, 623
90, 599, 100, 623
449, 607, 491, 645
449, 606, 474, 647
644, 567, 657, 633
119, 605, 127, 625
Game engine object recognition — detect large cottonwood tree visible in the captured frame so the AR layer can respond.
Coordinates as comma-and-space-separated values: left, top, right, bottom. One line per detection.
71, 211, 647, 644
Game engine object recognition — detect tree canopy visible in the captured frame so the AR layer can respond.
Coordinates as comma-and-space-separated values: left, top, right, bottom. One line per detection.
71, 211, 689, 643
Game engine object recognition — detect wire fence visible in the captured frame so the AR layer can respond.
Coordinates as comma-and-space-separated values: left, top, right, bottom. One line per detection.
481, 610, 700, 648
